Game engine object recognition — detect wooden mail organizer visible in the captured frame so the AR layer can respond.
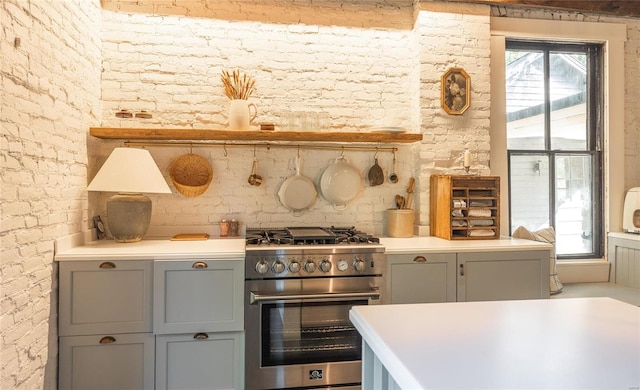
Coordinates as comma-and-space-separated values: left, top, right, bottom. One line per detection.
430, 175, 500, 240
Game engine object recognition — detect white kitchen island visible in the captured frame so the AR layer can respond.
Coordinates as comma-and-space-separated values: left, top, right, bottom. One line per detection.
350, 298, 640, 389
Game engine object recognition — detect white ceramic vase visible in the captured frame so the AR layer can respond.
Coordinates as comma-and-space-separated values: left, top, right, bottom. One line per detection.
228, 99, 257, 130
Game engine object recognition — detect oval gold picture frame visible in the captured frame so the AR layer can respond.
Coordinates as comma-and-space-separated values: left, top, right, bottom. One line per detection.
441, 67, 470, 115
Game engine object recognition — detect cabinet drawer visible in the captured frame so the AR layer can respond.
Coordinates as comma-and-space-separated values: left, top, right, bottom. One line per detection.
154, 260, 244, 334
155, 332, 243, 390
386, 253, 456, 304
58, 260, 152, 336
59, 333, 155, 390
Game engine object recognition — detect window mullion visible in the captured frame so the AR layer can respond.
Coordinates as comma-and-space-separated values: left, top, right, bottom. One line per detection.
543, 50, 555, 231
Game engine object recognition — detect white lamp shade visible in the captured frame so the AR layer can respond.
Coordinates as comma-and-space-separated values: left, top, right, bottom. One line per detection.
88, 148, 172, 194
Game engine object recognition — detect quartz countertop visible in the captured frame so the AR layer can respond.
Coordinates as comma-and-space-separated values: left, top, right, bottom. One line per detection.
609, 231, 640, 241
54, 238, 246, 261
380, 235, 552, 254
54, 231, 551, 261
350, 297, 640, 389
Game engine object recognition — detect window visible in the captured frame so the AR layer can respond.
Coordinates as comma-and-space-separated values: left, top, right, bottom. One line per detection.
506, 40, 603, 259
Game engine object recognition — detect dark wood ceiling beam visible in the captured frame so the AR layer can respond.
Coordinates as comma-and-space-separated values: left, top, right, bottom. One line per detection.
442, 0, 640, 18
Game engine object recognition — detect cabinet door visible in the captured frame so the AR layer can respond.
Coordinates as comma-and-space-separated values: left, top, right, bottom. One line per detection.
59, 260, 152, 336
386, 253, 456, 304
155, 332, 243, 390
457, 250, 550, 301
154, 260, 244, 334
58, 333, 154, 390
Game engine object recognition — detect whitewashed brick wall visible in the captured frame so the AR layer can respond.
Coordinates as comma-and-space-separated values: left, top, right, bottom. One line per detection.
100, 0, 418, 30
2, 2, 639, 387
97, 2, 640, 237
624, 20, 640, 189
97, 9, 422, 235
415, 2, 492, 226
0, 1, 101, 389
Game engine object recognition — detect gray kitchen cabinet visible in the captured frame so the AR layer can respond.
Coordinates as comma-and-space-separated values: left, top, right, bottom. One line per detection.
153, 259, 244, 334
154, 259, 245, 389
58, 260, 153, 336
58, 333, 155, 390
385, 250, 549, 304
56, 240, 247, 390
58, 260, 154, 389
608, 232, 640, 287
457, 250, 550, 301
385, 253, 457, 304
155, 332, 243, 390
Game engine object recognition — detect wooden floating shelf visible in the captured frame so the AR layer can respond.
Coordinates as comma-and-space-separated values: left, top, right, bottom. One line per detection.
89, 127, 423, 144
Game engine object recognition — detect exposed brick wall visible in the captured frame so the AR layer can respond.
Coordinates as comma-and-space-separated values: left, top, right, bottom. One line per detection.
624, 21, 640, 189
0, 0, 102, 388
2, 2, 639, 387
97, 9, 422, 235
100, 0, 419, 30
416, 2, 492, 225
96, 2, 639, 236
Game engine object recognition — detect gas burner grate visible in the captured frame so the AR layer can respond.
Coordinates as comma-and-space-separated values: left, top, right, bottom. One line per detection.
245, 226, 380, 246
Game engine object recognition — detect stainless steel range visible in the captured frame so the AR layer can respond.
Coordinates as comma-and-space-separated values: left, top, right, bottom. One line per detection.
244, 226, 384, 390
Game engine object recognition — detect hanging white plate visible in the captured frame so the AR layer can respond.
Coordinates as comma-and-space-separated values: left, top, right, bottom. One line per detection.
320, 156, 362, 210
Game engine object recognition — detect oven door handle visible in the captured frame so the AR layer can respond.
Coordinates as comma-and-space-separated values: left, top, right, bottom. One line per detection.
250, 289, 380, 304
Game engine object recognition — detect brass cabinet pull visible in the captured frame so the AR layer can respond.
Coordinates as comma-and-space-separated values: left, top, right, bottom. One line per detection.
413, 256, 427, 263
193, 333, 209, 340
459, 264, 465, 276
99, 336, 116, 344
99, 262, 116, 269
192, 262, 208, 269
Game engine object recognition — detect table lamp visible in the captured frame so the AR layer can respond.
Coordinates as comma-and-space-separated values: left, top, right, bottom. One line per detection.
88, 147, 171, 242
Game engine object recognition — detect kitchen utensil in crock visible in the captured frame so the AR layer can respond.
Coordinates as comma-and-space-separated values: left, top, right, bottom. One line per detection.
278, 152, 317, 216
320, 155, 362, 210
247, 147, 263, 186
389, 150, 398, 183
169, 153, 213, 197
368, 150, 384, 186
403, 177, 415, 209
395, 194, 405, 209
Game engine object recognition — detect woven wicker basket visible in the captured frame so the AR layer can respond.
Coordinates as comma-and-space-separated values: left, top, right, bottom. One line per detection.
169, 154, 213, 197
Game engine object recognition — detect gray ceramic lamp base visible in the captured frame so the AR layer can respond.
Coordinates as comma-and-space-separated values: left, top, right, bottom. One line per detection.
107, 193, 152, 243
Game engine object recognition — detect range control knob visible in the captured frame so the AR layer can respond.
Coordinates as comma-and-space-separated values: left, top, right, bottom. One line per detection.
319, 259, 332, 273
354, 258, 366, 272
337, 259, 349, 272
304, 260, 317, 273
255, 260, 270, 274
272, 260, 286, 274
288, 260, 301, 273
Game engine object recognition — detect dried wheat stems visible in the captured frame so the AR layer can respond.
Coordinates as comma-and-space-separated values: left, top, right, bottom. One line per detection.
221, 69, 256, 100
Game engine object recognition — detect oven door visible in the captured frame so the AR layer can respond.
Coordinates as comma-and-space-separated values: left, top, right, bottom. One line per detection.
245, 277, 381, 390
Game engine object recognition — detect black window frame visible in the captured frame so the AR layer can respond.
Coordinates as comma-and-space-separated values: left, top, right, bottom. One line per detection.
506, 39, 604, 260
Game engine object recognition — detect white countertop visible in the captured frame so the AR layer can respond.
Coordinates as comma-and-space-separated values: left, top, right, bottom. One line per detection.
609, 231, 640, 241
350, 297, 640, 389
54, 238, 246, 261
380, 235, 552, 254
54, 232, 551, 260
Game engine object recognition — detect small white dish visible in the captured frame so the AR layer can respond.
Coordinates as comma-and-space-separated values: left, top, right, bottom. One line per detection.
370, 127, 407, 133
